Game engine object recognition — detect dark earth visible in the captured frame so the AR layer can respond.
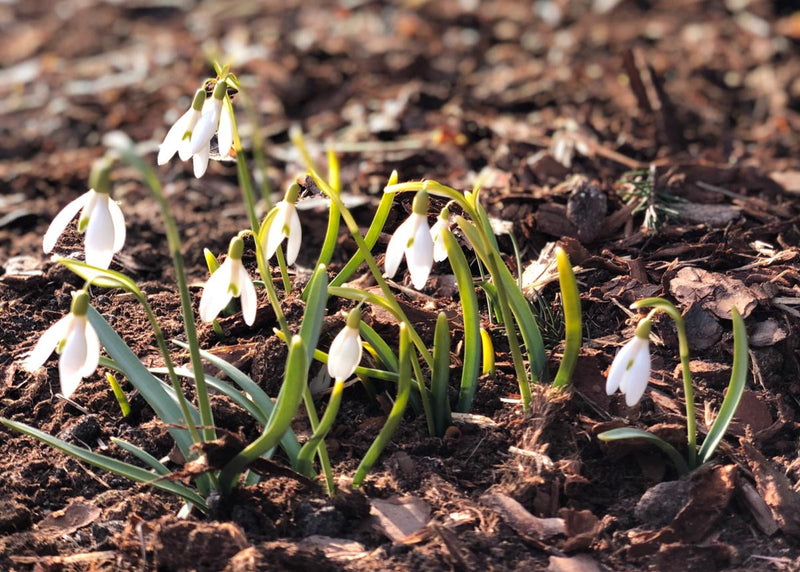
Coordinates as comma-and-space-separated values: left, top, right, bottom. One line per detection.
2, 0, 800, 570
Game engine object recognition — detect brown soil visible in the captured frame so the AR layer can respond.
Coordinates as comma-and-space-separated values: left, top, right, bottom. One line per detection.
2, 1, 800, 570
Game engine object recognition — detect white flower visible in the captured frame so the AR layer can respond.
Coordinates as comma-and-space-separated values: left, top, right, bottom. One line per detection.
606, 320, 652, 406
263, 184, 302, 265
429, 208, 450, 263
43, 189, 126, 270
157, 88, 205, 167
328, 309, 363, 380
188, 81, 230, 178
385, 190, 433, 290
199, 236, 257, 326
22, 291, 100, 399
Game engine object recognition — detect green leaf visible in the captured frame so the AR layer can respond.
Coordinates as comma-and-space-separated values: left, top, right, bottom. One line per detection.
552, 247, 582, 389
359, 322, 399, 372
110, 437, 170, 475
2, 418, 206, 510
300, 264, 329, 367
698, 308, 749, 464
87, 308, 195, 458
58, 259, 143, 297
442, 227, 481, 412
432, 312, 452, 436
598, 427, 689, 475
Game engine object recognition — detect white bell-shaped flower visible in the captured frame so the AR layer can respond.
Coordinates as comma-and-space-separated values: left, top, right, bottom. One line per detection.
385, 190, 433, 290
429, 206, 451, 263
199, 236, 257, 326
158, 88, 206, 166
43, 158, 125, 269
262, 183, 302, 265
328, 308, 363, 380
23, 291, 100, 399
188, 81, 228, 178
606, 319, 652, 406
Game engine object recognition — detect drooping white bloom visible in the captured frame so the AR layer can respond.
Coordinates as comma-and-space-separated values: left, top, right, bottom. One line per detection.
157, 88, 206, 167
188, 81, 229, 178
385, 190, 433, 290
43, 186, 126, 270
23, 291, 100, 399
199, 236, 257, 326
262, 183, 302, 265
429, 207, 451, 263
606, 320, 652, 406
328, 309, 363, 380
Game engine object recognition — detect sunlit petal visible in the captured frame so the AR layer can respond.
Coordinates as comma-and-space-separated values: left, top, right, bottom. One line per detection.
43, 192, 90, 253
327, 327, 362, 380
238, 264, 257, 326
621, 340, 651, 406
59, 318, 88, 398
192, 143, 210, 178
23, 315, 72, 372
79, 319, 101, 379
158, 108, 194, 165
405, 215, 434, 289
264, 202, 288, 259
217, 101, 234, 158
384, 216, 414, 278
189, 100, 221, 156
108, 198, 126, 253
285, 204, 302, 265
199, 258, 234, 323
85, 195, 115, 269
605, 337, 639, 395
430, 219, 449, 262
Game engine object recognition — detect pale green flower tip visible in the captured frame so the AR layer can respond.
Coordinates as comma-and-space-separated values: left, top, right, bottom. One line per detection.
71, 291, 90, 317
387, 170, 399, 187
286, 182, 301, 204
634, 318, 652, 340
438, 205, 450, 220
211, 80, 227, 101
88, 156, 113, 195
191, 88, 207, 111
346, 307, 362, 329
228, 236, 245, 260
412, 189, 429, 215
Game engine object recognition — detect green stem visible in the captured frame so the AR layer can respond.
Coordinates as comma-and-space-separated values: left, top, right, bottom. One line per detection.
633, 298, 697, 467
552, 247, 582, 390
301, 386, 336, 496
296, 379, 344, 481
352, 323, 412, 487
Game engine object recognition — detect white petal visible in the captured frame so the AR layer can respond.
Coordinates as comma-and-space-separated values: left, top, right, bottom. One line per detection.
263, 202, 288, 260
217, 101, 234, 158
605, 337, 640, 395
158, 108, 194, 165
430, 219, 449, 262
79, 320, 101, 379
199, 258, 234, 323
327, 327, 362, 380
405, 215, 434, 289
84, 195, 115, 269
59, 318, 89, 398
384, 215, 415, 278
43, 192, 91, 253
285, 205, 302, 265
189, 100, 221, 156
23, 315, 72, 372
237, 264, 257, 326
108, 197, 126, 253
192, 143, 210, 178
621, 341, 651, 406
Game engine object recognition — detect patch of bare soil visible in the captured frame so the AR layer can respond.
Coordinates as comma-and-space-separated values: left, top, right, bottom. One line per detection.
2, 0, 800, 570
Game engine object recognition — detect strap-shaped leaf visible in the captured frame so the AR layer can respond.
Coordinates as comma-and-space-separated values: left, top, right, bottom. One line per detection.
111, 437, 170, 475
3, 418, 206, 509
58, 259, 142, 296
598, 427, 689, 475
698, 308, 749, 464
431, 312, 452, 437
552, 247, 582, 389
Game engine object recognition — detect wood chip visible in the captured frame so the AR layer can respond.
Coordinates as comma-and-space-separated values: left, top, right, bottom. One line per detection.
36, 502, 101, 538
480, 492, 565, 540
369, 496, 431, 542
669, 267, 757, 319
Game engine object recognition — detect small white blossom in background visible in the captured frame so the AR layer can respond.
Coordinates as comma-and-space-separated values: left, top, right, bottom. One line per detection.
23, 291, 100, 399
188, 81, 233, 178
262, 183, 302, 265
606, 319, 652, 406
429, 206, 451, 263
157, 88, 206, 167
327, 308, 363, 380
385, 189, 434, 290
199, 236, 257, 326
43, 157, 125, 270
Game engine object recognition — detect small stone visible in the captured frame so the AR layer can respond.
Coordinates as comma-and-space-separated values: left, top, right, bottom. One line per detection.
57, 415, 101, 444
296, 499, 345, 537
634, 480, 691, 528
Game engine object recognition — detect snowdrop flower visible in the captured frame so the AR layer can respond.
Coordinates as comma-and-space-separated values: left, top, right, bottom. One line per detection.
157, 88, 206, 167
385, 190, 434, 289
606, 319, 652, 406
43, 158, 125, 270
23, 291, 100, 399
262, 183, 302, 265
328, 308, 363, 380
199, 236, 257, 326
188, 81, 233, 178
429, 206, 451, 263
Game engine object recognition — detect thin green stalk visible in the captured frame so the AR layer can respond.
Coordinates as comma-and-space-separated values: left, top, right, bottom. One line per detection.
301, 387, 335, 496
410, 348, 434, 436
632, 298, 697, 467
552, 247, 582, 390
352, 323, 412, 487
296, 378, 344, 479
118, 147, 215, 441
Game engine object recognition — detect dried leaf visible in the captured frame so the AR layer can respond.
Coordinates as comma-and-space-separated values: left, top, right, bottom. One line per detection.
480, 492, 565, 540
669, 267, 757, 319
369, 496, 431, 542
36, 502, 101, 538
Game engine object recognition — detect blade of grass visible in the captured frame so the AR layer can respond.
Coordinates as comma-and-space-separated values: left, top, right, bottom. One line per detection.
598, 427, 689, 475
